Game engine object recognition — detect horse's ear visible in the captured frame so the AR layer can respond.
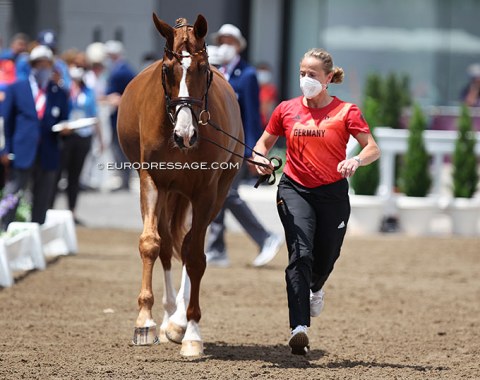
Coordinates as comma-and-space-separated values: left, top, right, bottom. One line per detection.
152, 13, 174, 46
193, 14, 208, 40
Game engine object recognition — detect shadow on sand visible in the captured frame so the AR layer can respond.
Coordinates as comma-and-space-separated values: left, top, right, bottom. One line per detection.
174, 342, 449, 372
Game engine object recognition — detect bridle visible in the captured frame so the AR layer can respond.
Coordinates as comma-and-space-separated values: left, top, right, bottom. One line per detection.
161, 23, 213, 126
160, 22, 282, 187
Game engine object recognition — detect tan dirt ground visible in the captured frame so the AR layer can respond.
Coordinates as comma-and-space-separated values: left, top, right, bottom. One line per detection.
0, 228, 479, 380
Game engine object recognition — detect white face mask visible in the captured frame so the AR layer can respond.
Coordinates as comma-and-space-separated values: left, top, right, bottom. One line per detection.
300, 76, 324, 99
257, 70, 272, 85
218, 44, 237, 64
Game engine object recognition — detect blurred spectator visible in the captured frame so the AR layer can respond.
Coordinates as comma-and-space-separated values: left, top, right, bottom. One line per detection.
0, 33, 31, 82
256, 62, 278, 128
104, 40, 135, 191
80, 42, 109, 191
0, 45, 69, 229
60, 48, 80, 67
0, 58, 16, 87
37, 29, 72, 90
84, 42, 108, 98
52, 64, 102, 225
205, 24, 283, 268
461, 63, 480, 107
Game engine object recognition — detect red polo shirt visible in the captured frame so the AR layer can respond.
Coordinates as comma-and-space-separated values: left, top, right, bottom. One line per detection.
266, 96, 370, 188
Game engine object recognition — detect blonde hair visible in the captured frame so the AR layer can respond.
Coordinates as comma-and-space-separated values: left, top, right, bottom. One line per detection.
302, 48, 344, 84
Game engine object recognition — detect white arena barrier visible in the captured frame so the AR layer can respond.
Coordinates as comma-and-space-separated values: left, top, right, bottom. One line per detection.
0, 210, 78, 288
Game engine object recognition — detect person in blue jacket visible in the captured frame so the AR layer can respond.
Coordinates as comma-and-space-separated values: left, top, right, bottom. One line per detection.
205, 24, 283, 268
36, 29, 72, 91
0, 45, 70, 229
104, 40, 135, 191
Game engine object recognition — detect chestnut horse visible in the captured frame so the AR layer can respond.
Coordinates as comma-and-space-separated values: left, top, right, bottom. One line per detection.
117, 14, 244, 356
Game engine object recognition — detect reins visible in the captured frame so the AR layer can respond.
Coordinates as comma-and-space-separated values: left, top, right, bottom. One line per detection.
198, 117, 282, 188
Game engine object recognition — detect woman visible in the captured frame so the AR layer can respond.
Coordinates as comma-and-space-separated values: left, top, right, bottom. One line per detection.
53, 64, 102, 224
253, 48, 381, 355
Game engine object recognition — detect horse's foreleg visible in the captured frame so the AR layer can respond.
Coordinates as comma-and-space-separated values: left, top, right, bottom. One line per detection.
179, 203, 210, 357
132, 173, 162, 345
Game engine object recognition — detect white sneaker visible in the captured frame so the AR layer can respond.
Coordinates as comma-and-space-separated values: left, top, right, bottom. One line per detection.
288, 325, 309, 355
310, 289, 325, 317
252, 233, 284, 267
206, 251, 230, 268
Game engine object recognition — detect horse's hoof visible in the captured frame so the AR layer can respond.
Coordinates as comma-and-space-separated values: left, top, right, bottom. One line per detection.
132, 326, 159, 345
159, 326, 169, 343
165, 321, 186, 344
180, 340, 204, 357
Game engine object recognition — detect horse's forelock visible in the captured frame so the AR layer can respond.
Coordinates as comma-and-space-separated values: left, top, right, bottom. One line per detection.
175, 18, 188, 28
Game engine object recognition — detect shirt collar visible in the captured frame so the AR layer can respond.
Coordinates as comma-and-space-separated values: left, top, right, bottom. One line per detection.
224, 55, 241, 76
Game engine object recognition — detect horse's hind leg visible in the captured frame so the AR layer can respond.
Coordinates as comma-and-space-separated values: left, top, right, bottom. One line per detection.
165, 265, 190, 344
158, 220, 177, 343
132, 173, 163, 345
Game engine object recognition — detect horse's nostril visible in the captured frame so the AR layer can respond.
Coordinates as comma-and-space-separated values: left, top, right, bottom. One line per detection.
173, 133, 185, 148
190, 130, 198, 146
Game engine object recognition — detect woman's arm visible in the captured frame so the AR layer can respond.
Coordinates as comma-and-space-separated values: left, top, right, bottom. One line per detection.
252, 130, 279, 175
337, 132, 381, 178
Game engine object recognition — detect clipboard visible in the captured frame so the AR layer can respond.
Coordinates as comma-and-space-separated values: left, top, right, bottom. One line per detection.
51, 117, 98, 132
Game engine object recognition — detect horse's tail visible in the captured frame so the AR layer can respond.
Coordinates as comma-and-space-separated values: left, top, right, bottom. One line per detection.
168, 193, 191, 260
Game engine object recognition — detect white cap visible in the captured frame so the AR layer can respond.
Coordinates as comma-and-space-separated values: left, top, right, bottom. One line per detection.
105, 40, 124, 56
86, 42, 106, 64
29, 45, 54, 62
467, 63, 480, 78
210, 24, 247, 51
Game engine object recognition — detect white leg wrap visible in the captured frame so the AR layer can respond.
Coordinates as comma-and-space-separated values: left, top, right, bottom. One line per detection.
168, 266, 190, 328
183, 320, 202, 342
161, 269, 177, 329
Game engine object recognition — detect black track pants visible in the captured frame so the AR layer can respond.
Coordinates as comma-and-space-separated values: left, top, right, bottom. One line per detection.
277, 175, 350, 328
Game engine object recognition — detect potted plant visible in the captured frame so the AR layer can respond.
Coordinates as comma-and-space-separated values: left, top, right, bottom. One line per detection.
396, 104, 437, 235
447, 104, 479, 236
349, 97, 384, 234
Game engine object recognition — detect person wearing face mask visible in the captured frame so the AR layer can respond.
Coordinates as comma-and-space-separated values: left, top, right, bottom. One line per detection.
0, 45, 70, 229
256, 62, 278, 128
252, 48, 381, 355
103, 40, 136, 192
37, 29, 72, 91
205, 24, 284, 268
50, 63, 103, 225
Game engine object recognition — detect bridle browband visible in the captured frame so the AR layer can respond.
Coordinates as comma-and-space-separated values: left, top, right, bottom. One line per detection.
160, 22, 282, 187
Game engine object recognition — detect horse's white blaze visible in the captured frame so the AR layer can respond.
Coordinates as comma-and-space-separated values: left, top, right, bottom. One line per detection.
161, 269, 177, 330
174, 52, 195, 145
168, 265, 190, 328
183, 321, 202, 342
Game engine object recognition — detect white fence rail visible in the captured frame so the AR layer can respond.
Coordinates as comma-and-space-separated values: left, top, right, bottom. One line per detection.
0, 210, 77, 288
347, 127, 480, 198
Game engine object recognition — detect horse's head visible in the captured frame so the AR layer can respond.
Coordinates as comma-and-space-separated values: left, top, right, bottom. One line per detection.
153, 13, 211, 149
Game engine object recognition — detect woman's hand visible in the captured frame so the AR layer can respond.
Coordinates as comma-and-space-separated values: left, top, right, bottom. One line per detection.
337, 157, 360, 178
253, 154, 274, 176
